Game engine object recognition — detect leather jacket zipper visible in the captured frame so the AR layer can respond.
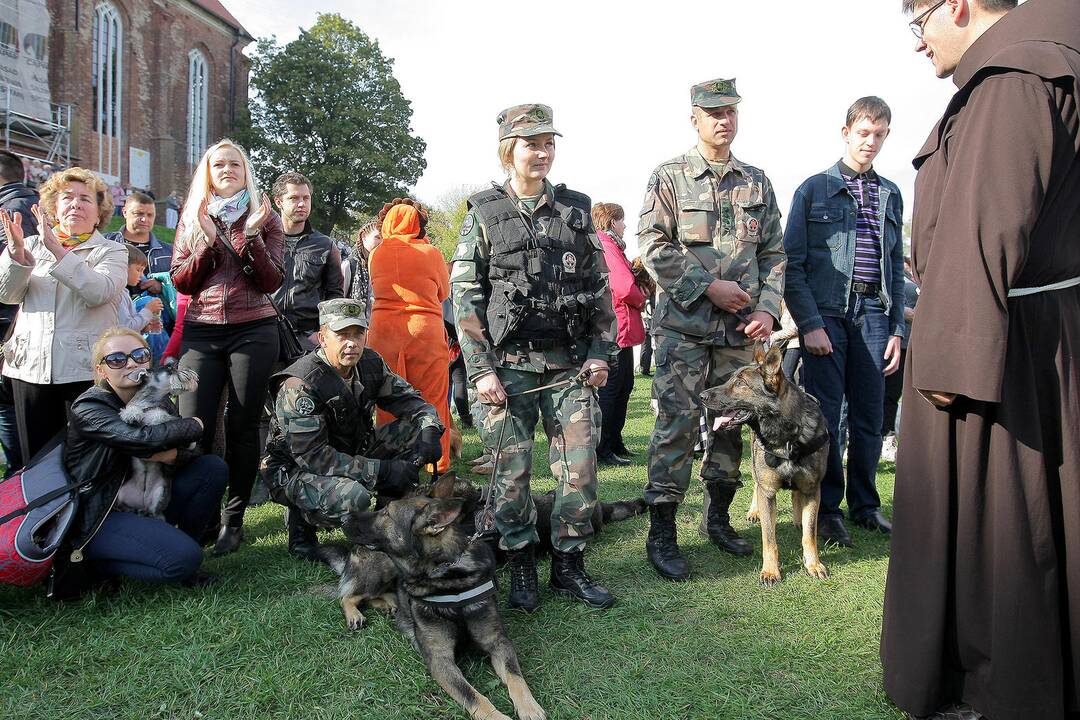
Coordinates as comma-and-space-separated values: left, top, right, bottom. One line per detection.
69, 489, 119, 563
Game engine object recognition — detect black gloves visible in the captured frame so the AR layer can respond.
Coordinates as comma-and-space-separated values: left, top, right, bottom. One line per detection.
376, 458, 420, 498
414, 425, 444, 466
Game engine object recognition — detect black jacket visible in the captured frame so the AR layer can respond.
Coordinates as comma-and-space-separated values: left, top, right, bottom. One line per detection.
271, 222, 344, 336
0, 182, 39, 332
61, 385, 203, 554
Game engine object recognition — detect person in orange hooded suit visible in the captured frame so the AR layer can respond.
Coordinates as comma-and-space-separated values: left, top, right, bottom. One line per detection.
367, 199, 452, 472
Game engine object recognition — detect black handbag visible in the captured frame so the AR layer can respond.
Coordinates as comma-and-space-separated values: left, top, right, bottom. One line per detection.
216, 229, 307, 364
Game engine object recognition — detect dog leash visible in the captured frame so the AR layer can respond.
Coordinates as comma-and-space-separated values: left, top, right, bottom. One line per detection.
471, 367, 599, 540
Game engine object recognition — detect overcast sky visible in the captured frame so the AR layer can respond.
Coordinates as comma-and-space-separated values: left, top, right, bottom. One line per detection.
224, 0, 979, 250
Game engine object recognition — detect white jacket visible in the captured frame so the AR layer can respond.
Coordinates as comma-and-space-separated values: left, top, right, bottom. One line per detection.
0, 232, 127, 384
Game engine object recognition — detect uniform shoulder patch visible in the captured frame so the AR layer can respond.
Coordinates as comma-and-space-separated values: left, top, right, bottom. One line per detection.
294, 395, 315, 416
460, 213, 475, 236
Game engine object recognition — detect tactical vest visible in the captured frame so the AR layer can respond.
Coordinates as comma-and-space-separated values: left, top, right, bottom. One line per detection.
269, 349, 385, 460
468, 183, 601, 347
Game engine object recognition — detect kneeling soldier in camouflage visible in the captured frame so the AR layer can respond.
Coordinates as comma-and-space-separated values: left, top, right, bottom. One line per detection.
261, 298, 444, 561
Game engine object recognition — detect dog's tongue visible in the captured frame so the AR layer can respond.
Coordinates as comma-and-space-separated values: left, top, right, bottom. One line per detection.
714, 415, 735, 430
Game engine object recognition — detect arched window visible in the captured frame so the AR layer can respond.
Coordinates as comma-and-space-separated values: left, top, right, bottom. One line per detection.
91, 2, 123, 180
187, 49, 208, 166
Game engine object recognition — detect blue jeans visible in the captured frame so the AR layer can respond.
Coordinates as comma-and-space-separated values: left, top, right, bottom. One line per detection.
801, 295, 889, 520
83, 455, 228, 583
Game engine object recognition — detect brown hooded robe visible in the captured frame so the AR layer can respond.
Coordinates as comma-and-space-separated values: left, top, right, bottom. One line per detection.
881, 1, 1080, 719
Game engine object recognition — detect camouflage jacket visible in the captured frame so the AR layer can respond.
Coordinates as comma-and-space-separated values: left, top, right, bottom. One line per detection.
638, 146, 786, 346
263, 349, 441, 487
450, 180, 618, 381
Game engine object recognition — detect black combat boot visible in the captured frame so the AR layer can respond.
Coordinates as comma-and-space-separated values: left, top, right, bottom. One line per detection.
549, 549, 615, 609
285, 506, 320, 562
505, 544, 540, 612
701, 481, 752, 557
646, 503, 690, 581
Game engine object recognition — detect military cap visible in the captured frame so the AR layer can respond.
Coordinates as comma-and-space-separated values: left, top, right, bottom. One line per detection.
319, 298, 368, 331
497, 103, 562, 141
691, 78, 741, 108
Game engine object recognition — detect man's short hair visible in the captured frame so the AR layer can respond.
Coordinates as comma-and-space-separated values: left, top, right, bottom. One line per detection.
126, 244, 148, 267
0, 151, 24, 184
845, 96, 892, 128
272, 171, 313, 200
902, 0, 1016, 13
124, 191, 155, 208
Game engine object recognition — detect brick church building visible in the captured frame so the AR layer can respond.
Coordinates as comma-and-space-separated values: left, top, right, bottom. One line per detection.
43, 0, 252, 200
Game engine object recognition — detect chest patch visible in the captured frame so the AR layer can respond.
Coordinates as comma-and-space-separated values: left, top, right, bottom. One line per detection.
562, 251, 577, 274
747, 217, 760, 236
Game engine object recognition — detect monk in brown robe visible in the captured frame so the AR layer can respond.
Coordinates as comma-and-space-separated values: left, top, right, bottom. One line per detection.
881, 1, 1080, 719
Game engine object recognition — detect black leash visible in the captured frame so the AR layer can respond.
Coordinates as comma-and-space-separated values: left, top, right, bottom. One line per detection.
471, 367, 598, 540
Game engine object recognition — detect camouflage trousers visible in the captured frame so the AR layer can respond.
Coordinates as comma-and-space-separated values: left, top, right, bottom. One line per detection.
266, 419, 420, 527
478, 366, 601, 553
644, 336, 756, 505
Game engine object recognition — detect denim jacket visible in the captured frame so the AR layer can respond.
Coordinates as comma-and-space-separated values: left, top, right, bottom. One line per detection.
783, 161, 906, 337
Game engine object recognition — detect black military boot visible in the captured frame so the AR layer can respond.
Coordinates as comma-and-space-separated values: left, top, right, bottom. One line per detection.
646, 503, 690, 581
505, 544, 540, 613
701, 481, 752, 557
549, 549, 615, 609
284, 506, 320, 562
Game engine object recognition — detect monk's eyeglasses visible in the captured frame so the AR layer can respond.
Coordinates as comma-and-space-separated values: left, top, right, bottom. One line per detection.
910, 0, 946, 40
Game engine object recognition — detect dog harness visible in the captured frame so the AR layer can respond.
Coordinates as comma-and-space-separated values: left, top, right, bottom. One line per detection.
415, 579, 497, 609
762, 431, 831, 469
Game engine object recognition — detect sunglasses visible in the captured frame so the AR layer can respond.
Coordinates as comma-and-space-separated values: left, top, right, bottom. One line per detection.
100, 347, 152, 369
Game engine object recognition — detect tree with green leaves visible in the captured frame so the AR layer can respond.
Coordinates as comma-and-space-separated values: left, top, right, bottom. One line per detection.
238, 14, 426, 231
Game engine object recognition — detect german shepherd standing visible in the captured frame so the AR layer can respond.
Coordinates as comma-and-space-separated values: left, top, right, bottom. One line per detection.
322, 475, 546, 720
700, 343, 830, 585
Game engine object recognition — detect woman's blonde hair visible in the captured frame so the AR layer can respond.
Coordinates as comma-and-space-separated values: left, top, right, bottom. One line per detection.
178, 138, 262, 247
497, 137, 516, 171
91, 327, 149, 386
37, 167, 113, 230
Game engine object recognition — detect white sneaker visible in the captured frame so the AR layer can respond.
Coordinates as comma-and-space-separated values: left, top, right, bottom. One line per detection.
881, 434, 898, 463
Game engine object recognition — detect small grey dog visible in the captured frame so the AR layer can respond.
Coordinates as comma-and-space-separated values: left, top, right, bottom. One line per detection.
115, 365, 200, 519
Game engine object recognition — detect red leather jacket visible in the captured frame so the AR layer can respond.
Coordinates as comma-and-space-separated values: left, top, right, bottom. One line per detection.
171, 210, 285, 325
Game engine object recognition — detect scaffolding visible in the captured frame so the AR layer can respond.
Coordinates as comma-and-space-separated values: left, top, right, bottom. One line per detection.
1, 83, 72, 167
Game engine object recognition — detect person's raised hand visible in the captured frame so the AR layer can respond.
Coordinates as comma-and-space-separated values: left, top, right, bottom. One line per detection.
244, 194, 272, 236
197, 198, 217, 242
32, 204, 65, 260
0, 210, 29, 264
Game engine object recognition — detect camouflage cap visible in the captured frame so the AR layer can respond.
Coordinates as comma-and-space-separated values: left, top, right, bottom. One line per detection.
691, 78, 741, 108
497, 103, 562, 141
319, 298, 368, 331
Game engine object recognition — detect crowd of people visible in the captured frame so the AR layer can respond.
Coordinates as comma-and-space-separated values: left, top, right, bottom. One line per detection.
0, 1, 1076, 719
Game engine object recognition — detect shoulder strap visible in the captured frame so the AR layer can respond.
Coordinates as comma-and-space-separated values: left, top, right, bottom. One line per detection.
0, 479, 86, 526
215, 228, 291, 322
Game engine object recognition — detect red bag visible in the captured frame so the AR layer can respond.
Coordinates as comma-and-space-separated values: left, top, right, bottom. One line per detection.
0, 438, 83, 587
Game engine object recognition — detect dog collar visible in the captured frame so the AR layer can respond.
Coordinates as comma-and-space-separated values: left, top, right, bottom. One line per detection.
764, 432, 830, 469
417, 579, 497, 608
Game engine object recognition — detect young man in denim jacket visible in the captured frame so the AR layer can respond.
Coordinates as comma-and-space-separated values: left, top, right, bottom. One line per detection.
783, 97, 905, 548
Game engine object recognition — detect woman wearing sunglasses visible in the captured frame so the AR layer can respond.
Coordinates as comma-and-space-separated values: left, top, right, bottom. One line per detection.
49, 327, 228, 599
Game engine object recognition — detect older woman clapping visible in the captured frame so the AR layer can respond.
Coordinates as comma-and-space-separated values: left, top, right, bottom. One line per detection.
0, 167, 126, 460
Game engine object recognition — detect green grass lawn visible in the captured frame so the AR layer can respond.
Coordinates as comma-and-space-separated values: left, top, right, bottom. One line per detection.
0, 379, 903, 720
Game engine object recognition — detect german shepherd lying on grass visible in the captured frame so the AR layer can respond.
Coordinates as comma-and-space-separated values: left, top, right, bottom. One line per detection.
323, 474, 546, 720
700, 343, 830, 585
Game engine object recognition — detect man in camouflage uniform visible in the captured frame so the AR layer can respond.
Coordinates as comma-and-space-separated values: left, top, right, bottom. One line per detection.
261, 298, 443, 561
639, 78, 787, 581
451, 103, 619, 611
